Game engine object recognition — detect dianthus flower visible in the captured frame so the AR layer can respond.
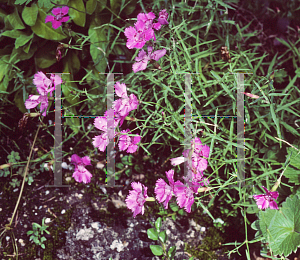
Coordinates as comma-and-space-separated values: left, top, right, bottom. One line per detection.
118, 129, 141, 153
70, 154, 92, 184
132, 46, 166, 73
154, 169, 183, 209
125, 182, 148, 218
45, 6, 70, 29
253, 186, 279, 210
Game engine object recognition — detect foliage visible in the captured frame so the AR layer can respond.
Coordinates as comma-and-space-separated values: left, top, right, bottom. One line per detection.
26, 217, 50, 249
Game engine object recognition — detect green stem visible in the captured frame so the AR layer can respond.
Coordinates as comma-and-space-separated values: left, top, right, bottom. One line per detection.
9, 117, 43, 227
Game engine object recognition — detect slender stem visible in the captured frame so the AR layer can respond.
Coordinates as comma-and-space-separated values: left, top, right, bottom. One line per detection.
9, 117, 44, 227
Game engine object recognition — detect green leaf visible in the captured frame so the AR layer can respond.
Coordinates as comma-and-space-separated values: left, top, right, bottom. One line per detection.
97, 0, 107, 13
14, 88, 27, 113
41, 243, 45, 249
123, 0, 137, 15
288, 147, 300, 169
159, 230, 167, 243
147, 228, 158, 240
1, 30, 27, 39
155, 217, 162, 231
31, 8, 67, 41
35, 43, 56, 69
7, 8, 25, 29
62, 52, 80, 105
150, 245, 164, 256
88, 16, 108, 73
86, 0, 97, 15
27, 230, 34, 235
15, 33, 34, 49
68, 0, 86, 27
40, 236, 47, 243
258, 195, 300, 257
116, 162, 123, 169
169, 202, 179, 212
168, 246, 176, 258
65, 107, 81, 134
22, 4, 38, 26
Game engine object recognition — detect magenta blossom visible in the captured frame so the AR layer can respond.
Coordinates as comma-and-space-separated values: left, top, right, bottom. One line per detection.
25, 95, 49, 117
33, 72, 62, 97
45, 6, 70, 29
137, 12, 161, 34
70, 154, 92, 184
174, 181, 195, 213
124, 20, 155, 49
132, 46, 166, 73
92, 115, 119, 152
154, 169, 183, 209
118, 129, 141, 153
113, 82, 139, 116
158, 9, 169, 25
253, 186, 279, 210
125, 182, 148, 218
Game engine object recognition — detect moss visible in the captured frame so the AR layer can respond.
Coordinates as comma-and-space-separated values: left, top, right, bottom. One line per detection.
185, 226, 226, 260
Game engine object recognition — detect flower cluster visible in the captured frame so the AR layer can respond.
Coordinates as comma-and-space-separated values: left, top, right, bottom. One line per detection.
92, 82, 141, 153
126, 137, 211, 217
124, 10, 168, 73
45, 6, 70, 29
25, 72, 62, 116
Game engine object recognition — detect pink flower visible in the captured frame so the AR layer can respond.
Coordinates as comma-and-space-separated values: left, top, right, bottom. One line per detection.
137, 12, 161, 34
253, 186, 279, 210
33, 72, 62, 97
71, 154, 92, 184
125, 182, 148, 218
158, 9, 169, 25
174, 181, 195, 213
113, 82, 139, 116
118, 129, 141, 153
92, 115, 119, 152
45, 6, 70, 29
132, 46, 166, 73
154, 169, 184, 209
124, 20, 155, 49
25, 95, 49, 116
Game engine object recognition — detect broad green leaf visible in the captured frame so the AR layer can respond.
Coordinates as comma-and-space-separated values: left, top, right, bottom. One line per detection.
123, 0, 137, 15
284, 167, 300, 185
14, 88, 27, 113
147, 228, 158, 240
96, 0, 107, 13
86, 0, 97, 15
23, 38, 33, 53
68, 0, 86, 27
22, 4, 38, 26
35, 44, 56, 69
159, 230, 167, 243
41, 244, 45, 249
150, 245, 164, 256
258, 195, 300, 257
15, 33, 34, 49
31, 8, 67, 41
88, 16, 108, 73
7, 8, 25, 29
170, 202, 179, 212
155, 217, 162, 231
288, 146, 300, 169
110, 0, 121, 14
1, 30, 27, 39
168, 246, 176, 258
62, 52, 80, 105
